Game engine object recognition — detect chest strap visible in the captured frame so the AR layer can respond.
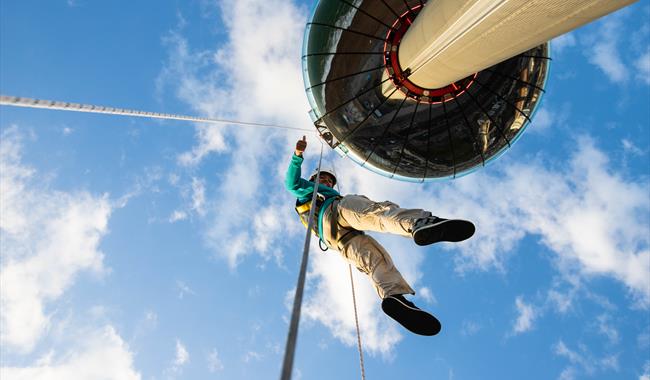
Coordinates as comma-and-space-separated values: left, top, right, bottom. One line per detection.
295, 194, 325, 235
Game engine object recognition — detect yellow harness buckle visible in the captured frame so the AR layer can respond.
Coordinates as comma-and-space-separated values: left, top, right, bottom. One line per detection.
295, 202, 311, 214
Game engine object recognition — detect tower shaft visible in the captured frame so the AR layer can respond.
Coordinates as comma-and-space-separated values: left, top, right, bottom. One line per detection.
399, 0, 637, 89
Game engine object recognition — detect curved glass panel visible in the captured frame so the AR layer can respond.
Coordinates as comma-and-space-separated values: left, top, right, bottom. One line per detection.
302, 0, 551, 181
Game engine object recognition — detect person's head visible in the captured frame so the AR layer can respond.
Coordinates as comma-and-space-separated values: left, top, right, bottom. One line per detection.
309, 169, 337, 188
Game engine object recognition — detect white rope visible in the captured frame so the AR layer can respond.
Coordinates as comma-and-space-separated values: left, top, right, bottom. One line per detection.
280, 143, 324, 380
332, 165, 366, 380
0, 95, 315, 133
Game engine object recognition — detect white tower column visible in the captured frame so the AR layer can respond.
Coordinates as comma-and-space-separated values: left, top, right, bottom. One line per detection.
398, 0, 637, 89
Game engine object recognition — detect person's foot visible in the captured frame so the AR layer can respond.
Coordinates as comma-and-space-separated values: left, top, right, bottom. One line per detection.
381, 294, 441, 336
411, 216, 475, 246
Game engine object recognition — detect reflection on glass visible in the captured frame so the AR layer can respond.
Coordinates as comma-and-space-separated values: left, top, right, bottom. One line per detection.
302, 0, 550, 181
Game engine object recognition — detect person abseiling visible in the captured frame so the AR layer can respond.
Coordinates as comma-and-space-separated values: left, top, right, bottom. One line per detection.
285, 136, 476, 336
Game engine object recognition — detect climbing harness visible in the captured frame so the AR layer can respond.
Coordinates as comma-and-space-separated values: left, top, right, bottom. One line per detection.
294, 193, 330, 252
294, 194, 326, 234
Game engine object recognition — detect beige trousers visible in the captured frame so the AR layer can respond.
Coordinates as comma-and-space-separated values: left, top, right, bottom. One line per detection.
321, 194, 431, 299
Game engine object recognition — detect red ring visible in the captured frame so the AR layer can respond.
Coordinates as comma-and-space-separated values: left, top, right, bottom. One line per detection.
383, 5, 477, 104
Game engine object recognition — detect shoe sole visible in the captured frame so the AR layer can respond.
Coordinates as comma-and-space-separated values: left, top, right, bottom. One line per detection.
381, 297, 441, 336
413, 219, 475, 246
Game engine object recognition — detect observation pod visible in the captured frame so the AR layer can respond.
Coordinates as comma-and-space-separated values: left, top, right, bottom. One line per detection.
302, 0, 549, 181
302, 0, 634, 181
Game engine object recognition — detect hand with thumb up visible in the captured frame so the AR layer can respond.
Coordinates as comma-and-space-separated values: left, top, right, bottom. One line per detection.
295, 135, 307, 156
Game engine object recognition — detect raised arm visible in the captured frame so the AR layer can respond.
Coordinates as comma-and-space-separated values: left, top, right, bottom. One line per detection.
285, 136, 314, 197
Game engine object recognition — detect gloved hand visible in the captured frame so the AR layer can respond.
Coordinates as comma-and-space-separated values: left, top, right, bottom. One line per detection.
295, 135, 307, 156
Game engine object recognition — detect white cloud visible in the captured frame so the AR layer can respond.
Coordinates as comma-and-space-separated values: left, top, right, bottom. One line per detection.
243, 350, 263, 363
641, 361, 650, 380
512, 296, 536, 334
145, 311, 158, 325
585, 16, 628, 83
622, 139, 646, 156
174, 340, 189, 366
437, 138, 648, 305
553, 340, 621, 378
168, 173, 180, 185
638, 328, 650, 349
175, 280, 195, 299
164, 339, 189, 376
1, 326, 141, 380
166, 176, 207, 223
552, 33, 577, 55
168, 210, 188, 223
558, 367, 576, 380
635, 51, 650, 85
207, 349, 224, 372
547, 288, 576, 314
0, 127, 113, 353
303, 249, 404, 356
62, 127, 73, 135
596, 314, 620, 344
132, 310, 159, 342
530, 103, 570, 133
158, 0, 312, 269
418, 286, 437, 305
176, 123, 228, 166
529, 107, 554, 131
600, 354, 619, 371
554, 341, 593, 376
460, 319, 482, 337
191, 177, 206, 216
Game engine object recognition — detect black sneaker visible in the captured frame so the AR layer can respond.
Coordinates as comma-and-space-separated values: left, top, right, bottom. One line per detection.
381, 294, 441, 336
411, 216, 475, 246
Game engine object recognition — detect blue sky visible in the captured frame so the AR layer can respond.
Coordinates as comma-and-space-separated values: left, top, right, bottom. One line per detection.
1, 1, 649, 379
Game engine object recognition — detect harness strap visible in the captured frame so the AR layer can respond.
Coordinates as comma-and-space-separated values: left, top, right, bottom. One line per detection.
295, 194, 325, 235
337, 229, 364, 249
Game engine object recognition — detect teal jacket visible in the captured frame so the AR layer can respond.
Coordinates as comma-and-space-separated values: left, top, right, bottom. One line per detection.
285, 153, 340, 240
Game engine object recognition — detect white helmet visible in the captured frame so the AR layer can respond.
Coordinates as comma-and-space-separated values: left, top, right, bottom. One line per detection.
309, 168, 337, 186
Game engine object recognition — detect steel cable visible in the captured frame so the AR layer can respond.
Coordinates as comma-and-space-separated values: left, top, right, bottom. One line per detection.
0, 95, 315, 133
